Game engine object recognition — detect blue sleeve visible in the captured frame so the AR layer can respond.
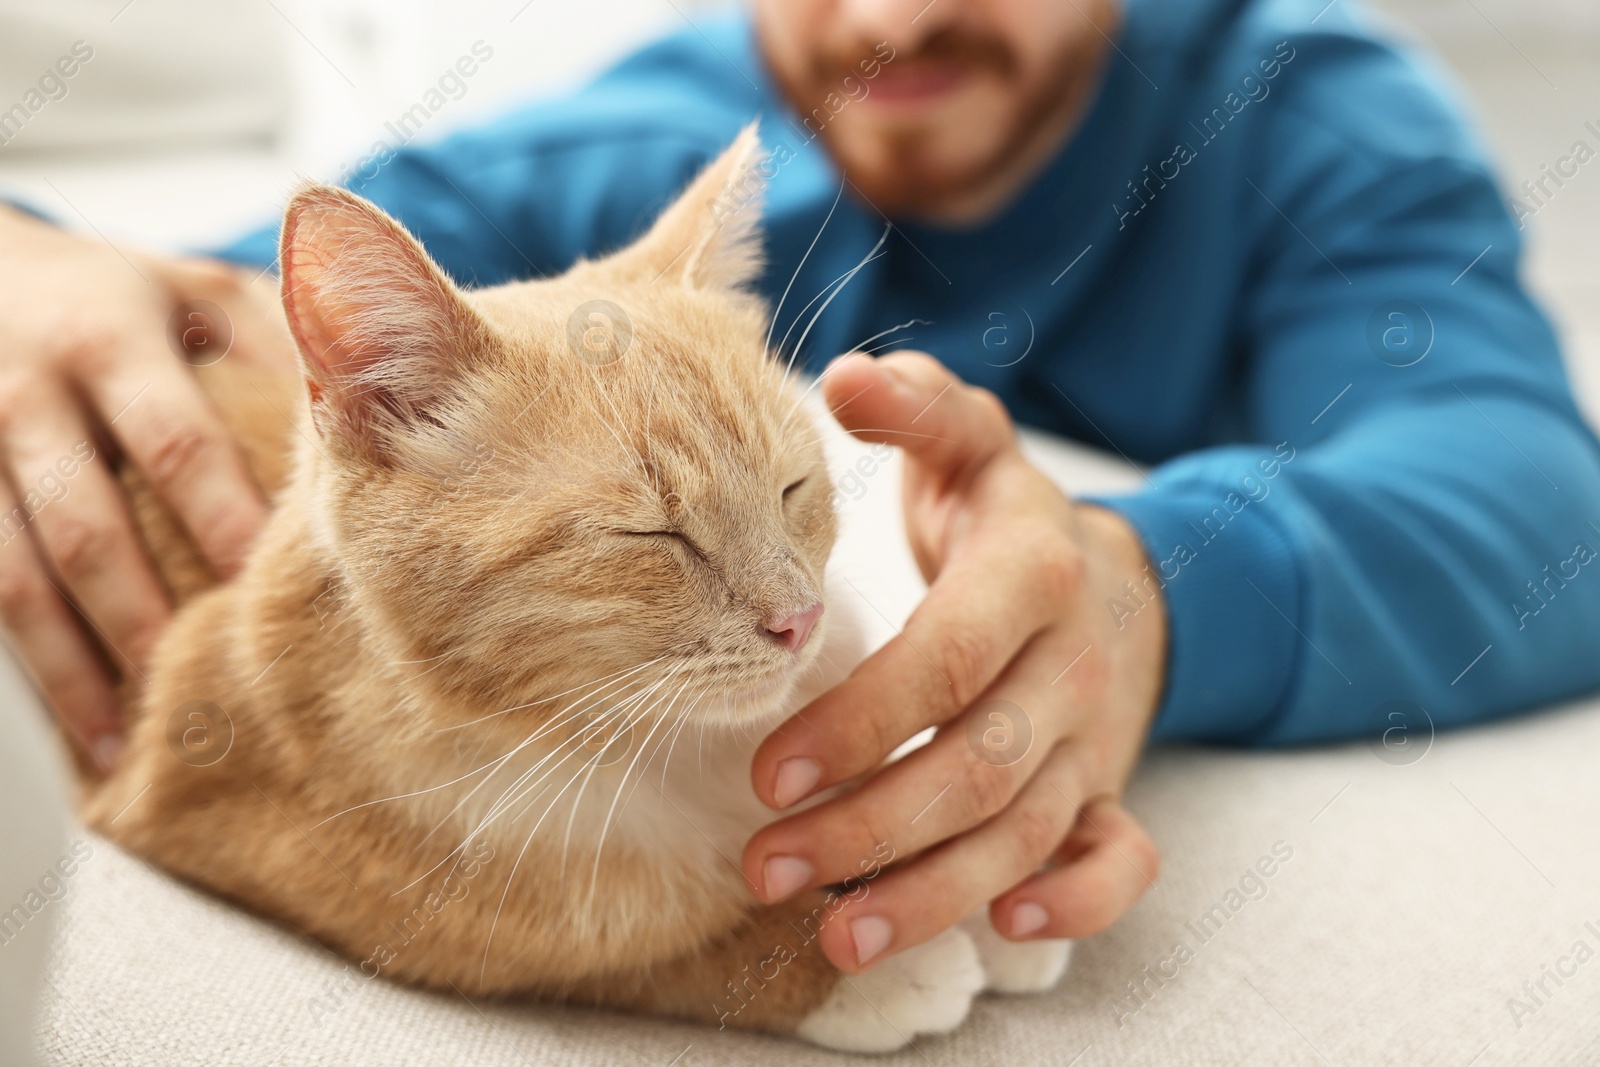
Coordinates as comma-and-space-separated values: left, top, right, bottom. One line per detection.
1104, 28, 1600, 745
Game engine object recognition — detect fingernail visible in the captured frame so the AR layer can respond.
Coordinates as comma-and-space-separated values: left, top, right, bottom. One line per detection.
763, 855, 813, 901
850, 915, 893, 966
1010, 902, 1049, 938
91, 734, 125, 773
772, 757, 821, 807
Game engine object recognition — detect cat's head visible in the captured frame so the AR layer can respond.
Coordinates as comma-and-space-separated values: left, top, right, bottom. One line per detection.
277, 127, 837, 731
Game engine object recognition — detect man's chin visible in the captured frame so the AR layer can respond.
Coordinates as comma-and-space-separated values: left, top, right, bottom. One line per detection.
830, 149, 994, 219
824, 110, 1013, 219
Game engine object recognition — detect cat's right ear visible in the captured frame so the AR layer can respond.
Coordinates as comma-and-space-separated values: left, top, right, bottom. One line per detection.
279, 183, 491, 459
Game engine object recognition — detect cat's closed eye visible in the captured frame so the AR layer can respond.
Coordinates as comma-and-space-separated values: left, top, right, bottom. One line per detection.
782, 478, 806, 503
618, 527, 709, 563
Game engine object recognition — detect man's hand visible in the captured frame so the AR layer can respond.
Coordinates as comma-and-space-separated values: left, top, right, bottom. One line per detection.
0, 204, 280, 770
743, 351, 1167, 971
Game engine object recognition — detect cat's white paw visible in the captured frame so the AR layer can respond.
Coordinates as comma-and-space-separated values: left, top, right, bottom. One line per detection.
795, 925, 984, 1053
960, 911, 1073, 994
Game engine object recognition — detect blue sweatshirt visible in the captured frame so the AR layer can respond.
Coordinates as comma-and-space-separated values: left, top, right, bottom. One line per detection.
218, 0, 1600, 747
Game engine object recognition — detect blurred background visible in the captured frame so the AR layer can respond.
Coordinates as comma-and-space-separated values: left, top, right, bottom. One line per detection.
0, 0, 1593, 311
0, 0, 1595, 407
0, 0, 718, 244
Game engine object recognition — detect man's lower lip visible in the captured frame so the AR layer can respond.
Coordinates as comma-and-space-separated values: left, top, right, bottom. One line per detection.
860, 66, 972, 106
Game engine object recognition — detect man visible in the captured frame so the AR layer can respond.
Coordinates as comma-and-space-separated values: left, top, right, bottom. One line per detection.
4, 0, 1599, 979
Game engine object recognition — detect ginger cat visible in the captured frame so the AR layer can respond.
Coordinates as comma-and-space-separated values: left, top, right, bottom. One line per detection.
84, 128, 1072, 1052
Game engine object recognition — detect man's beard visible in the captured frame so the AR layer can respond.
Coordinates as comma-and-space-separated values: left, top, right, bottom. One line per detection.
771, 27, 1088, 219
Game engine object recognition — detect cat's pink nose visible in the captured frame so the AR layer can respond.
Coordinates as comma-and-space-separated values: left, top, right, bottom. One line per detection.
766, 603, 824, 652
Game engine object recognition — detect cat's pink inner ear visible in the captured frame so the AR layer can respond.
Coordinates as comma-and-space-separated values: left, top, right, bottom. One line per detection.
279, 184, 483, 439
623, 123, 767, 291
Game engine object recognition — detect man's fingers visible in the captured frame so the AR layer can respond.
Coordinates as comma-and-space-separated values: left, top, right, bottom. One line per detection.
761, 350, 1086, 809
822, 351, 1013, 481
990, 797, 1160, 940
753, 520, 1082, 808
158, 259, 297, 374
2, 383, 172, 675
810, 744, 1085, 973
745, 669, 1070, 900
0, 481, 125, 769
80, 341, 267, 577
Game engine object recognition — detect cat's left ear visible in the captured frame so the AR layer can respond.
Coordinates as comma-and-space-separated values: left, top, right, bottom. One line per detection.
621, 123, 767, 291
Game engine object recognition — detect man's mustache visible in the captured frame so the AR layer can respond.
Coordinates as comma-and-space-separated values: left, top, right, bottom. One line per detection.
816, 29, 1018, 86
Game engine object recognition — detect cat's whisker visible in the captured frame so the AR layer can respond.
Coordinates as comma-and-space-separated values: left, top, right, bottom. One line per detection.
480, 690, 664, 981
630, 696, 699, 818
583, 700, 697, 913
781, 374, 873, 437
782, 224, 891, 389
826, 425, 951, 443
643, 376, 659, 493
415, 700, 620, 849
319, 685, 632, 833
481, 781, 573, 981
390, 644, 466, 682
453, 681, 660, 850
389, 648, 457, 665
499, 668, 685, 891
473, 668, 675, 848
393, 672, 665, 892
602, 692, 697, 832
583, 364, 657, 485
772, 227, 890, 390
366, 670, 657, 838
696, 717, 709, 779
779, 339, 905, 433
804, 416, 953, 453
764, 178, 846, 361
770, 253, 872, 373
655, 693, 698, 793
430, 655, 668, 734
556, 665, 683, 879
405, 696, 642, 901
781, 317, 929, 428
856, 335, 915, 357
845, 318, 934, 357
313, 747, 515, 830
388, 707, 629, 896
582, 679, 694, 901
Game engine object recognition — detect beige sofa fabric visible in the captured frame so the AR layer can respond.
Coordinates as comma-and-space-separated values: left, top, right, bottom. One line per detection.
0, 651, 68, 1067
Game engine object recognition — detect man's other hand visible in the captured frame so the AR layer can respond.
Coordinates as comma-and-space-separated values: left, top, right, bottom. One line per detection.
744, 351, 1167, 971
0, 204, 280, 771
